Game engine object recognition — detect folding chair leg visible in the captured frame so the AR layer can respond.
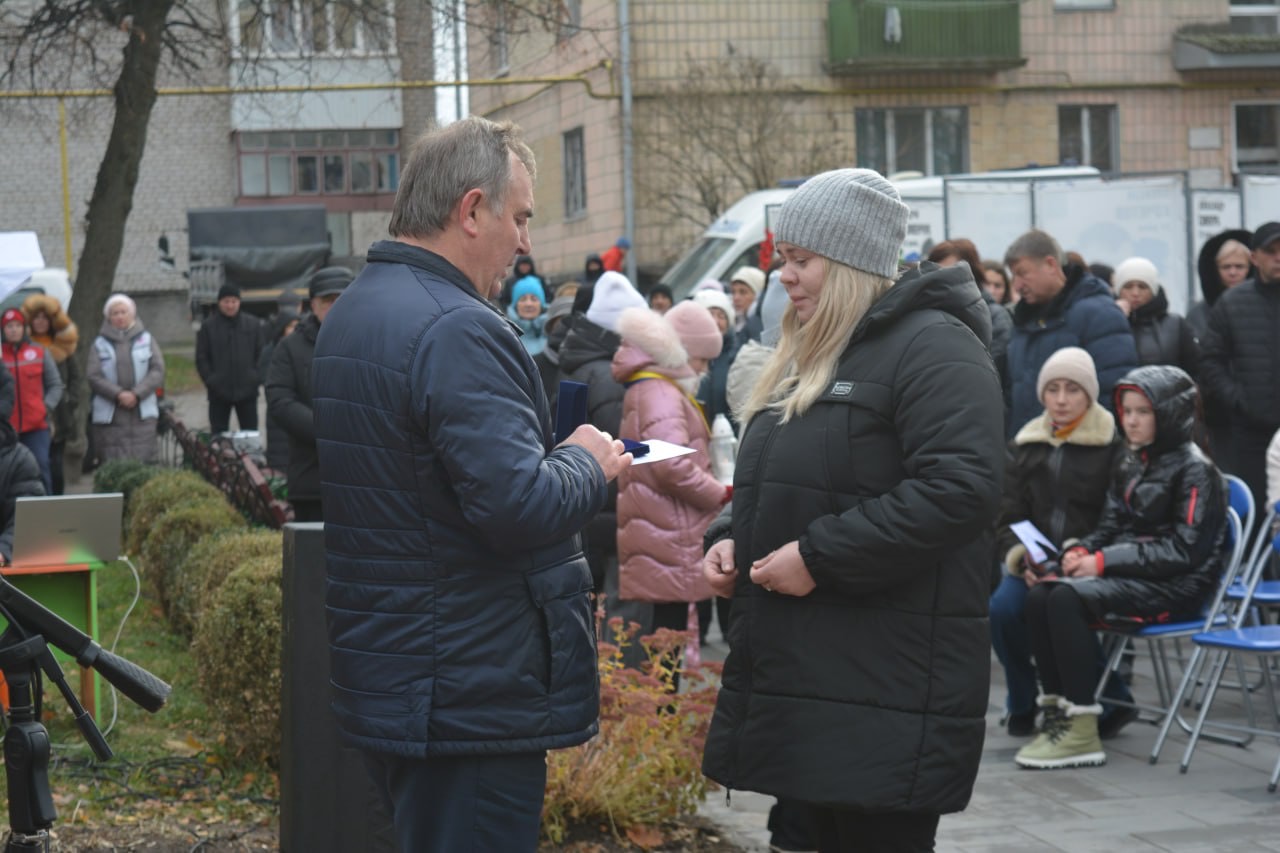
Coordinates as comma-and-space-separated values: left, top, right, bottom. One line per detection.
1151, 644, 1207, 765
1181, 647, 1232, 774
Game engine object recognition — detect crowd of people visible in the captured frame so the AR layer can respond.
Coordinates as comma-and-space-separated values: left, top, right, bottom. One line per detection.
9, 112, 1275, 851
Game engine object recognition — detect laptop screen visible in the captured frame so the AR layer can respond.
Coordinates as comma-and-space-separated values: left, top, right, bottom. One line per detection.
11, 493, 124, 568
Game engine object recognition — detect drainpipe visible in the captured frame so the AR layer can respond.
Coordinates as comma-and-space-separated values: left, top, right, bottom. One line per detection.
619, 0, 637, 287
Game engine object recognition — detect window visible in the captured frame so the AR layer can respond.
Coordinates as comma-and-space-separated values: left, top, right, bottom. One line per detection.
1235, 103, 1280, 174
560, 0, 582, 40
855, 107, 969, 177
1054, 0, 1114, 8
1059, 105, 1118, 172
491, 1, 509, 73
232, 0, 396, 55
1231, 1, 1280, 34
238, 129, 400, 198
563, 127, 587, 219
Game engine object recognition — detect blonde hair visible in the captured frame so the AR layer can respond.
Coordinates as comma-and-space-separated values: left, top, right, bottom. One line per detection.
1217, 239, 1249, 262
738, 260, 894, 425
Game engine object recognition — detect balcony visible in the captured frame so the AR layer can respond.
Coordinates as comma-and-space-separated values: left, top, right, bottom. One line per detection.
827, 0, 1025, 75
1174, 23, 1280, 71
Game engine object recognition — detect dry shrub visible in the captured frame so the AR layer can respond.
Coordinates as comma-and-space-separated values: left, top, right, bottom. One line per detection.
126, 470, 224, 554
140, 499, 246, 615
541, 615, 719, 844
168, 528, 283, 642
191, 555, 282, 766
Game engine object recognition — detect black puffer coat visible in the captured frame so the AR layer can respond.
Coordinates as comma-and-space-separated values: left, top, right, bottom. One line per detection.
1199, 277, 1280, 433
1073, 366, 1227, 624
702, 263, 1005, 814
996, 403, 1121, 574
265, 314, 319, 501
1189, 228, 1255, 341
558, 317, 626, 438
1128, 289, 1200, 375
196, 310, 264, 403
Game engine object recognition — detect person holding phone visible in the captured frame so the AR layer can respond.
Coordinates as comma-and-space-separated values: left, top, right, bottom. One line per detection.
990, 347, 1134, 738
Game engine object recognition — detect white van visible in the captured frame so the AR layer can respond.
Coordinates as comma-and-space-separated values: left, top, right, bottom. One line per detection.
658, 166, 1101, 301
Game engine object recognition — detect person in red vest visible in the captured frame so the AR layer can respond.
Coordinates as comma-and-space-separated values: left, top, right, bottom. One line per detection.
600, 236, 631, 272
1, 307, 63, 494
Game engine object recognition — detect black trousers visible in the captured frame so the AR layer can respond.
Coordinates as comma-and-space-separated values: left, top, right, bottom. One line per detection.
208, 394, 258, 433
1025, 582, 1099, 704
362, 750, 547, 852
814, 808, 940, 853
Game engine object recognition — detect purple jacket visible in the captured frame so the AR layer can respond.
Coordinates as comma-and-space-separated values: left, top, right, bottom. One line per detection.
612, 340, 724, 603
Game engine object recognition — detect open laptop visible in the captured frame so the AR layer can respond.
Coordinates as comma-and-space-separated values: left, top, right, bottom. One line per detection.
11, 493, 124, 569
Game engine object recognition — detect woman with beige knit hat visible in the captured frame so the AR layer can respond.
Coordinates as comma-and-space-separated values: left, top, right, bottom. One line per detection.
699, 168, 1005, 851
990, 346, 1135, 742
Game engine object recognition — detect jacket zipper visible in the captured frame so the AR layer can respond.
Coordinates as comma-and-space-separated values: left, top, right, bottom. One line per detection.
723, 414, 784, 797
1048, 444, 1067, 546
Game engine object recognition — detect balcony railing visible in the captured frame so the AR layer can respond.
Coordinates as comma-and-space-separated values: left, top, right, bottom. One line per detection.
828, 0, 1025, 74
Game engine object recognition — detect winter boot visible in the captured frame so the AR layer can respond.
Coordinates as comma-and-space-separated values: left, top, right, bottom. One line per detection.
1015, 699, 1106, 769
1016, 694, 1064, 744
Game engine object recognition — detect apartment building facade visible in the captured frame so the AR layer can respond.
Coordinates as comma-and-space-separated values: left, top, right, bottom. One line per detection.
0, 1, 433, 342
467, 0, 1280, 287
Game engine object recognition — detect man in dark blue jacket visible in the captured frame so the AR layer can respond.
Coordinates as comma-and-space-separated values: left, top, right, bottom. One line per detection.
311, 116, 631, 852
1003, 229, 1138, 438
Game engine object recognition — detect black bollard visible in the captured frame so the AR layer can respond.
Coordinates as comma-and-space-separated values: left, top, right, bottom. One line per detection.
280, 523, 395, 852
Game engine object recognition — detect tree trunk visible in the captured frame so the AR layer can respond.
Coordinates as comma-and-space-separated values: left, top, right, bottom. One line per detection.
68, 0, 175, 390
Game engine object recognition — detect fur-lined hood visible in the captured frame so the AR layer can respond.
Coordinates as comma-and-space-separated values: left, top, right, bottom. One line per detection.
610, 306, 696, 387
1013, 401, 1115, 448
21, 293, 78, 362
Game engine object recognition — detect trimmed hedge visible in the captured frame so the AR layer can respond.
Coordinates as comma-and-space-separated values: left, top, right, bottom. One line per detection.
93, 459, 164, 510
126, 470, 224, 555
168, 529, 282, 642
141, 499, 247, 615
191, 555, 283, 766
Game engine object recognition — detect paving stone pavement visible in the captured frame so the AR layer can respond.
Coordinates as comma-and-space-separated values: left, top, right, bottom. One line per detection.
696, 633, 1280, 852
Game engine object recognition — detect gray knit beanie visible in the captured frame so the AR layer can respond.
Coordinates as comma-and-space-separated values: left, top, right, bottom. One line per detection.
774, 169, 909, 279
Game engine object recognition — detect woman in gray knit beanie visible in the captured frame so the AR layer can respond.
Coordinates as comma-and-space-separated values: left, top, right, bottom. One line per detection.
700, 168, 1006, 851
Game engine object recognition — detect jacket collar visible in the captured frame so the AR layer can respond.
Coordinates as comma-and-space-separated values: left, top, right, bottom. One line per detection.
1014, 402, 1116, 448
366, 239, 505, 321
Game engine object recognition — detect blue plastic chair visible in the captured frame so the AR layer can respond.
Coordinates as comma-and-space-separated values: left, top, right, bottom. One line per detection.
1096, 505, 1250, 765
1180, 528, 1280, 790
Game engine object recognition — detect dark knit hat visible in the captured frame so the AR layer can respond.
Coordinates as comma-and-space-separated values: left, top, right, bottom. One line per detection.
309, 266, 354, 300
775, 168, 909, 279
217, 283, 242, 301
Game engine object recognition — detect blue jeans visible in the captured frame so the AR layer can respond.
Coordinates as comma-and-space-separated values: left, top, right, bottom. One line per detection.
19, 428, 51, 495
990, 572, 1134, 716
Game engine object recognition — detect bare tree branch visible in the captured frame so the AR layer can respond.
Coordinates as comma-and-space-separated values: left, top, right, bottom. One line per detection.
636, 56, 846, 233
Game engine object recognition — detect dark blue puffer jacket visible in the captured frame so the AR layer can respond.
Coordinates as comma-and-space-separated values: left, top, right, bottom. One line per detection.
312, 240, 608, 758
1005, 266, 1137, 437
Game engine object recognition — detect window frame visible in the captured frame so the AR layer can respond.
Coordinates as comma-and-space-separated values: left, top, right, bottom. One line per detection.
854, 106, 970, 177
1232, 100, 1280, 175
1053, 0, 1115, 10
230, 0, 397, 57
237, 129, 401, 199
1058, 104, 1120, 172
562, 126, 587, 221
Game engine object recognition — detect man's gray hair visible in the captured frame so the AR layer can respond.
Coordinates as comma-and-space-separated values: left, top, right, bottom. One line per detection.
389, 116, 537, 239
1004, 229, 1066, 269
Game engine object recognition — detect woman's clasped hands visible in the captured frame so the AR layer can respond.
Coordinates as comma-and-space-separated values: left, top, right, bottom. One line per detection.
702, 539, 816, 597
